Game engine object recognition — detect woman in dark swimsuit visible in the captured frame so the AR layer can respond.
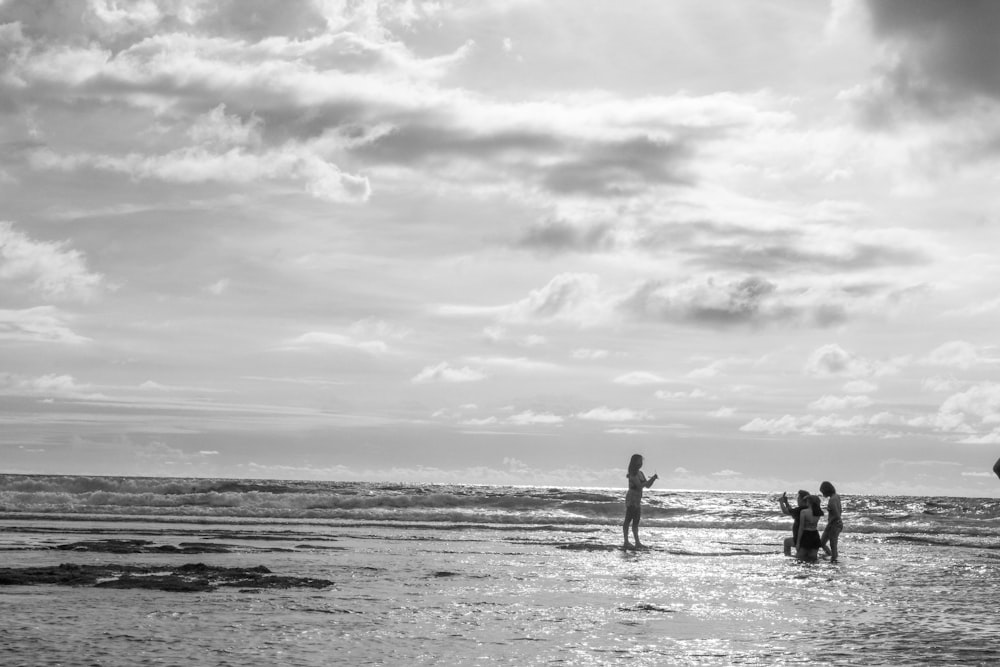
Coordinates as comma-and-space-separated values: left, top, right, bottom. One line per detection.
796, 495, 824, 562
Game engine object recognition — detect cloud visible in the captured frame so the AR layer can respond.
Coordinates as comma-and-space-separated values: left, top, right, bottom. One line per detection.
938, 382, 1000, 428
739, 413, 868, 436
843, 379, 878, 394
516, 219, 618, 254
188, 104, 262, 149
0, 1, 804, 208
507, 411, 564, 426
412, 362, 487, 384
464, 356, 559, 373
859, 0, 1000, 121
808, 394, 874, 412
575, 406, 649, 422
459, 272, 917, 332
204, 278, 230, 296
921, 376, 963, 393
0, 221, 104, 301
0, 306, 89, 344
656, 388, 710, 400
685, 357, 747, 380
439, 273, 608, 326
619, 275, 782, 326
284, 331, 388, 355
613, 371, 668, 386
0, 372, 101, 399
922, 340, 1000, 370
29, 145, 372, 203
482, 326, 546, 347
804, 344, 900, 378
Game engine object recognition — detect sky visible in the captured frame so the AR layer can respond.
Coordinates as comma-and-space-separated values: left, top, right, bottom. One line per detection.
2, 0, 1000, 497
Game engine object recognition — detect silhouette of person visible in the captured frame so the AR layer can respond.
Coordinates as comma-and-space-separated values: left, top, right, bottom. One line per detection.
623, 454, 658, 550
796, 495, 824, 562
778, 490, 809, 557
819, 481, 843, 563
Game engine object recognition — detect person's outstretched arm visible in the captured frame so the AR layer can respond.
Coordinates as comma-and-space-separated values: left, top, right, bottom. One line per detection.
645, 474, 659, 488
994, 456, 1000, 481
778, 493, 792, 516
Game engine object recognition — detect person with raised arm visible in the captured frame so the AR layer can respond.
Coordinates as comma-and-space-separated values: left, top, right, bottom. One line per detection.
778, 489, 809, 557
623, 453, 658, 550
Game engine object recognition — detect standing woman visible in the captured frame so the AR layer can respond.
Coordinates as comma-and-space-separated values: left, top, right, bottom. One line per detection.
819, 481, 843, 563
796, 495, 824, 562
623, 454, 658, 550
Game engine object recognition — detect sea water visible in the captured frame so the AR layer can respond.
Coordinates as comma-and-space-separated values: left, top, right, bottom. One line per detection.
1, 475, 998, 665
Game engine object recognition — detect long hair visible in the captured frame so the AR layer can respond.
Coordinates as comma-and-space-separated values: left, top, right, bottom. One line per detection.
627, 454, 643, 477
807, 495, 824, 517
820, 481, 836, 496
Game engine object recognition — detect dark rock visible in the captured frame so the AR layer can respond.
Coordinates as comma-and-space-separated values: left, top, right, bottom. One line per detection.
0, 563, 333, 592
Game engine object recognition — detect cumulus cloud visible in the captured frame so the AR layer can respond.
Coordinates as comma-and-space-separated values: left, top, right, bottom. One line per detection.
0, 222, 104, 301
412, 362, 487, 384
740, 413, 868, 436
744, 380, 1000, 441
938, 382, 1000, 428
0, 0, 814, 208
804, 344, 900, 379
617, 273, 913, 329
619, 275, 782, 326
922, 340, 1000, 370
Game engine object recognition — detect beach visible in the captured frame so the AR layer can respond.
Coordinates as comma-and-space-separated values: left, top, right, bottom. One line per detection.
2, 475, 999, 665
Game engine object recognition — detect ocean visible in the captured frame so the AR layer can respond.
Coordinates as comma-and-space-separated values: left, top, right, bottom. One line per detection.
1, 474, 998, 665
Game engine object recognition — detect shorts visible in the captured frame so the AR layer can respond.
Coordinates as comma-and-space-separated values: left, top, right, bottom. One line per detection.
624, 504, 641, 523
799, 530, 821, 549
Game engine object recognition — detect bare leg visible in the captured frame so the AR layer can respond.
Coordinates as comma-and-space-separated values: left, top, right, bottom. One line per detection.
783, 536, 794, 557
828, 525, 842, 563
632, 521, 641, 548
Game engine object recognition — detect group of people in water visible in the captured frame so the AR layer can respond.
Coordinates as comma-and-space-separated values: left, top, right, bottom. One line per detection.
621, 453, 842, 562
777, 483, 842, 563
